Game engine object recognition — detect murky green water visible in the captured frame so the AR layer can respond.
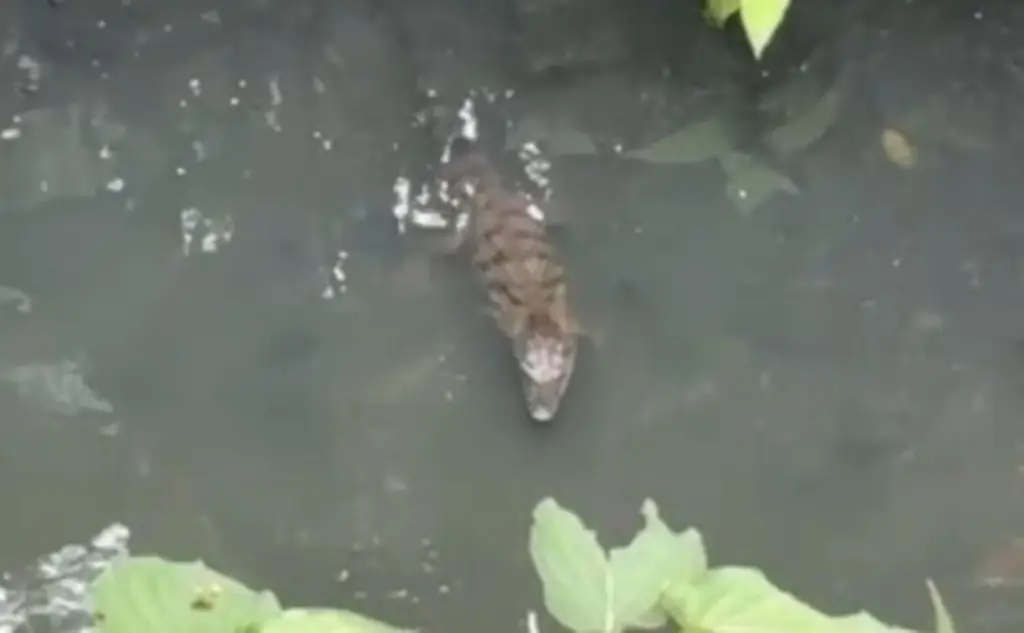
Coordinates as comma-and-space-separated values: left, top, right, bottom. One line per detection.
2, 1, 1024, 633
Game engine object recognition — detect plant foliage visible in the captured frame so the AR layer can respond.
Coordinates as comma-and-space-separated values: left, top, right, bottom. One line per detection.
704, 0, 792, 59
87, 497, 957, 633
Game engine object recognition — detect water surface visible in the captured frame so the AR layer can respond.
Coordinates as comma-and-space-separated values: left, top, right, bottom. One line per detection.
2, 1, 1024, 632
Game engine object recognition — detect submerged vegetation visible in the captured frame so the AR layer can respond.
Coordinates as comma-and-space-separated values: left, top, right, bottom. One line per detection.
90, 497, 955, 633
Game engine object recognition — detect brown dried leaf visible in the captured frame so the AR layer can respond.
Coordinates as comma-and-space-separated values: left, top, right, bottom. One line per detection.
881, 128, 916, 169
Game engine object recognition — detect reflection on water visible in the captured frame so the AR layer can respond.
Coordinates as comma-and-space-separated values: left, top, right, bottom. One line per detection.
0, 524, 128, 633
3, 358, 114, 417
3, 0, 1024, 632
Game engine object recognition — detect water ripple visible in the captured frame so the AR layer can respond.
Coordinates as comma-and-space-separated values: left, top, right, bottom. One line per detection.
0, 523, 131, 633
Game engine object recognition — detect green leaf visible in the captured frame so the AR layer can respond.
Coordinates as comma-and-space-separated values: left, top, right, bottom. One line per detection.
90, 556, 282, 633
718, 152, 799, 215
261, 609, 414, 633
704, 0, 740, 26
926, 579, 956, 633
766, 83, 844, 156
529, 498, 611, 633
663, 566, 919, 633
739, 0, 791, 59
662, 566, 838, 633
608, 499, 707, 630
626, 119, 733, 165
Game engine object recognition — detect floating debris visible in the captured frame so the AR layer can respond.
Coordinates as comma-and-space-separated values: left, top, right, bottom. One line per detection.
881, 128, 917, 169
179, 207, 234, 255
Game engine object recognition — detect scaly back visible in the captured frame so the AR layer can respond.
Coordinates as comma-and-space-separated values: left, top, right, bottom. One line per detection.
439, 138, 580, 421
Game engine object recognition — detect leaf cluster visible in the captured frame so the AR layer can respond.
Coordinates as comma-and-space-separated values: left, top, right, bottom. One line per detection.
85, 498, 957, 633
529, 498, 956, 633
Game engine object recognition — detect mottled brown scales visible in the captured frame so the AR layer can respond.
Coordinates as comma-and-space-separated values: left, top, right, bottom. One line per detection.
438, 142, 580, 421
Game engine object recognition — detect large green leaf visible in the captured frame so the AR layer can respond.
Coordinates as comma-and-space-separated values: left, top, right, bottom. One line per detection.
739, 0, 791, 59
662, 566, 924, 633
530, 498, 709, 633
626, 119, 733, 165
90, 556, 282, 633
608, 500, 707, 630
765, 82, 843, 156
661, 566, 839, 633
261, 609, 413, 633
529, 498, 611, 633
